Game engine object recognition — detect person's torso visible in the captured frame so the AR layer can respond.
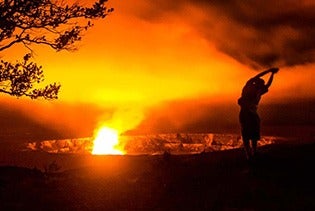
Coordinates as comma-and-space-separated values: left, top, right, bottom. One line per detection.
238, 83, 266, 111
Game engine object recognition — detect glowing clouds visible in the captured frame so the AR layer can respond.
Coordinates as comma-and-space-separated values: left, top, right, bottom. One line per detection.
91, 126, 125, 155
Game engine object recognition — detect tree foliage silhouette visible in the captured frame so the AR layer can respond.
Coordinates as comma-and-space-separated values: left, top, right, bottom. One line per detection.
0, 0, 113, 99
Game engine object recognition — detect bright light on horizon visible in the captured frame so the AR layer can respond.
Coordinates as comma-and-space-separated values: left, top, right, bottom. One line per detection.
91, 126, 125, 155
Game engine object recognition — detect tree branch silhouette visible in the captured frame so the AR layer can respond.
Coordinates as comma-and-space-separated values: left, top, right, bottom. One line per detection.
0, 53, 60, 99
0, 0, 113, 99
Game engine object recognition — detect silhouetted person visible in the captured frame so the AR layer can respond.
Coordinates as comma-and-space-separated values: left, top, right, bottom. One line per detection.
238, 67, 279, 161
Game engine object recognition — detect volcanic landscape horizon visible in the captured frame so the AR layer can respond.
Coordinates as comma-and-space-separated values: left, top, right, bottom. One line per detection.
25, 132, 277, 155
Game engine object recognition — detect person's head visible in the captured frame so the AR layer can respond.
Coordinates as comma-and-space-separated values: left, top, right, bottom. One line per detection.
253, 78, 265, 87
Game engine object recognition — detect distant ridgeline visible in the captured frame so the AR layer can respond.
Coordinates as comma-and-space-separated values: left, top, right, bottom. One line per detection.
25, 133, 277, 155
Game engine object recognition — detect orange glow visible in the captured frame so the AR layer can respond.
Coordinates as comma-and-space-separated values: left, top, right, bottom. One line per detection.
91, 126, 125, 155
1, 0, 314, 140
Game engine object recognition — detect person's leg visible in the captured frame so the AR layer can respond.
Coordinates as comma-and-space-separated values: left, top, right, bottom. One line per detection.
240, 109, 252, 160
251, 139, 257, 157
251, 112, 260, 159
243, 138, 251, 160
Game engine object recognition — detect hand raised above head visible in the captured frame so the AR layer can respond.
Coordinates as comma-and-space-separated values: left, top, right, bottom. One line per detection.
269, 67, 279, 73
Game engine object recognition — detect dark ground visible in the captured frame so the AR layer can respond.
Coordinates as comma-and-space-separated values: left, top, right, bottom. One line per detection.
1, 140, 315, 211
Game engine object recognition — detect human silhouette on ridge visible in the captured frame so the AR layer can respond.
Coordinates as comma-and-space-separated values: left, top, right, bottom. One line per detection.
238, 67, 279, 161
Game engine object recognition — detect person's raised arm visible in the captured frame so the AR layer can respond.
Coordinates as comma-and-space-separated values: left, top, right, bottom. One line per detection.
253, 67, 279, 79
265, 68, 279, 88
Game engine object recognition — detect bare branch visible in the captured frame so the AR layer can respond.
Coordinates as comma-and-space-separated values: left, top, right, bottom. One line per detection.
0, 0, 113, 52
0, 0, 113, 100
0, 38, 24, 51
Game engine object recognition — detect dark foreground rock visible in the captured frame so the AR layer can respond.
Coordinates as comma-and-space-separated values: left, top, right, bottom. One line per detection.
1, 141, 315, 210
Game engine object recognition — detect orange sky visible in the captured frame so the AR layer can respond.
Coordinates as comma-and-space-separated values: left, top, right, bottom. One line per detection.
1, 0, 315, 138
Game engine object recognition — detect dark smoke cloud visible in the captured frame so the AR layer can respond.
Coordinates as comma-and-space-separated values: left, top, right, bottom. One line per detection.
130, 0, 315, 69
